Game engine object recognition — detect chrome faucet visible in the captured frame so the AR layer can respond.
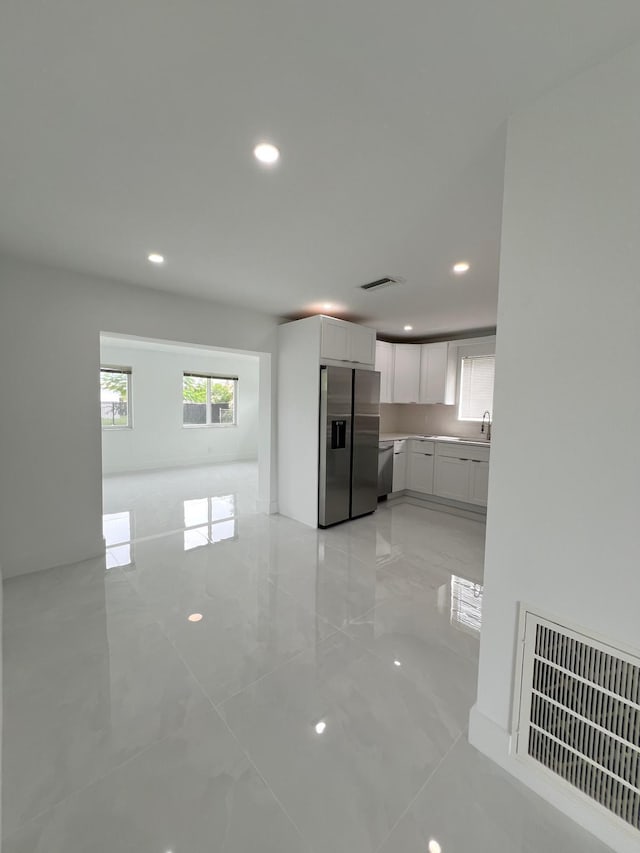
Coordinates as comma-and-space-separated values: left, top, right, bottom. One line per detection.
481, 410, 492, 441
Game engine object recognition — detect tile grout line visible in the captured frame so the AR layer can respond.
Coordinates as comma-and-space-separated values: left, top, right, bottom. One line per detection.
373, 730, 465, 853
1, 731, 176, 844
209, 702, 314, 851
111, 564, 315, 849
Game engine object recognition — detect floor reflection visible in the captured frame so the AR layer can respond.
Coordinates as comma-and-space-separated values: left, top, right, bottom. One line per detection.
103, 494, 239, 565
450, 575, 483, 634
183, 494, 237, 550
103, 510, 134, 568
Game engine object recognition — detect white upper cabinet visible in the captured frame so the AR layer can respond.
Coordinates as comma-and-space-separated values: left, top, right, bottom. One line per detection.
348, 322, 376, 365
320, 317, 350, 361
419, 342, 453, 404
393, 345, 421, 402
375, 341, 394, 403
320, 317, 375, 366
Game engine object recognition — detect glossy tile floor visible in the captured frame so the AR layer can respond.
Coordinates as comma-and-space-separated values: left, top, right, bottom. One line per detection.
3, 462, 613, 852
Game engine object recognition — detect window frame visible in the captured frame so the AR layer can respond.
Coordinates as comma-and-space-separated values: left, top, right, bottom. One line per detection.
456, 345, 495, 423
100, 365, 133, 430
182, 372, 238, 429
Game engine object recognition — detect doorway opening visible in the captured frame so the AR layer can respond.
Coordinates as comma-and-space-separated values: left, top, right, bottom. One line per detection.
98, 332, 272, 568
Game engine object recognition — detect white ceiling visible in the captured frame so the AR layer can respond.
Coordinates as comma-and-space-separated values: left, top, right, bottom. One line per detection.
2, 2, 640, 337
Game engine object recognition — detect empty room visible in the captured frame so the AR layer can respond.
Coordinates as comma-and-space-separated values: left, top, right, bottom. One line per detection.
1, 3, 639, 853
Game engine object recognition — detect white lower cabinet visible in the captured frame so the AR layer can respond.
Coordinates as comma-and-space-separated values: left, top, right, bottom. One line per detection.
469, 460, 489, 505
392, 448, 407, 492
390, 437, 489, 506
434, 443, 490, 506
406, 439, 434, 494
407, 451, 434, 493
433, 454, 470, 501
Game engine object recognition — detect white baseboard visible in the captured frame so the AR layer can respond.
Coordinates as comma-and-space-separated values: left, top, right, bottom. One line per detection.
469, 705, 639, 853
256, 499, 279, 514
102, 454, 258, 476
468, 703, 512, 762
387, 490, 487, 522
3, 536, 106, 579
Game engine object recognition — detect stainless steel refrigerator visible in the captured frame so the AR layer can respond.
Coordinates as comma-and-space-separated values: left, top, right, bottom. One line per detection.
318, 366, 380, 527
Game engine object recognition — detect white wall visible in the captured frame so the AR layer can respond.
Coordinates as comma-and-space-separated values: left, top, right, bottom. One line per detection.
100, 339, 259, 474
470, 42, 640, 852
0, 255, 277, 578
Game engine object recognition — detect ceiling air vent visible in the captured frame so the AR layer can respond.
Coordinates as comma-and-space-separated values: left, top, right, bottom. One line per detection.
514, 608, 640, 833
360, 276, 404, 292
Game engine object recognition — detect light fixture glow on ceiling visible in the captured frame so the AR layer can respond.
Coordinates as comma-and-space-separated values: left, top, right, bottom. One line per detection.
253, 142, 280, 165
404, 325, 413, 331
314, 720, 327, 735
394, 660, 402, 667
148, 253, 165, 265
428, 840, 442, 853
453, 261, 470, 274
323, 303, 333, 310
188, 613, 203, 623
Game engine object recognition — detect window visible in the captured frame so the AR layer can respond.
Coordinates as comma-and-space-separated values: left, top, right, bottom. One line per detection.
183, 373, 237, 427
100, 366, 131, 428
458, 355, 495, 421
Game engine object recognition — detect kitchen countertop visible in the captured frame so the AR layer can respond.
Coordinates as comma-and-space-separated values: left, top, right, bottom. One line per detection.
379, 432, 491, 448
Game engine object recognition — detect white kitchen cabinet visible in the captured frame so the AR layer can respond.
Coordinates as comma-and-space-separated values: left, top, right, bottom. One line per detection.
407, 449, 434, 494
393, 345, 421, 402
278, 315, 378, 529
469, 460, 489, 505
349, 323, 376, 365
392, 445, 407, 492
434, 454, 470, 502
434, 442, 490, 505
375, 341, 394, 403
320, 316, 375, 365
320, 317, 350, 361
419, 342, 455, 404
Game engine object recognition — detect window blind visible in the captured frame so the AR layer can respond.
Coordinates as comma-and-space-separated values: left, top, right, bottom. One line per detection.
101, 365, 132, 375
459, 355, 495, 420
183, 372, 238, 381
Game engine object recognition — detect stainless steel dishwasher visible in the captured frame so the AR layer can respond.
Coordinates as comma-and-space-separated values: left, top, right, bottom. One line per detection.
377, 441, 394, 499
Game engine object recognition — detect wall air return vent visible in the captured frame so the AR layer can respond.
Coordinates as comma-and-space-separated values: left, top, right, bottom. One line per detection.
360, 276, 404, 292
514, 608, 640, 833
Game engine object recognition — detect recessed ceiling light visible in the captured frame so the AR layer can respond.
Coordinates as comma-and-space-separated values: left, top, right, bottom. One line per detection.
147, 253, 165, 265
253, 142, 280, 165
404, 325, 413, 331
453, 261, 470, 274
188, 613, 203, 623
428, 840, 442, 853
394, 660, 402, 667
314, 720, 327, 735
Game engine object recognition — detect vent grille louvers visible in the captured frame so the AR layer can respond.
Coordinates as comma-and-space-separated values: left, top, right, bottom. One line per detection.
515, 612, 640, 833
360, 276, 403, 292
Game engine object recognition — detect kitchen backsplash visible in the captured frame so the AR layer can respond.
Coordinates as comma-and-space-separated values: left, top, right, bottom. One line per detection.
380, 403, 490, 440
